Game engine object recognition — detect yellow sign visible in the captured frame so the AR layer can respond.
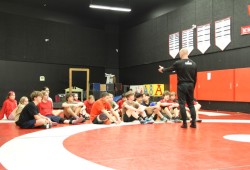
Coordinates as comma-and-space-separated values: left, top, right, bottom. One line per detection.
144, 84, 164, 96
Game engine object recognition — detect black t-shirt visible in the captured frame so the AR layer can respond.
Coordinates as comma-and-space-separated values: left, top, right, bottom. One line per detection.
141, 101, 150, 107
16, 102, 39, 125
164, 59, 197, 86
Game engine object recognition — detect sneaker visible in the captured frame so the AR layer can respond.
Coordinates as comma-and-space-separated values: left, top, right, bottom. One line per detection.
81, 114, 90, 120
139, 119, 147, 124
145, 117, 154, 124
174, 119, 182, 123
71, 117, 85, 124
160, 116, 168, 122
169, 119, 175, 123
190, 123, 196, 128
41, 123, 51, 129
181, 123, 187, 128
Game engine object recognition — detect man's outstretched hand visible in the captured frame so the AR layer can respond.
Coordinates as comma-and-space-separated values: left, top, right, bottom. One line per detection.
158, 65, 164, 73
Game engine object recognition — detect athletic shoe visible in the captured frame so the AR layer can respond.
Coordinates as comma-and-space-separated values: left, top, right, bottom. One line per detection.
139, 118, 147, 124
81, 114, 90, 120
181, 123, 187, 128
169, 119, 175, 123
174, 119, 182, 123
72, 117, 84, 124
41, 123, 51, 129
171, 117, 182, 123
145, 117, 154, 124
190, 123, 196, 128
160, 116, 168, 122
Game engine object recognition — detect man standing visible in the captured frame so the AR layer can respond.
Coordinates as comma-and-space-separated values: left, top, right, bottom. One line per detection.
158, 48, 197, 128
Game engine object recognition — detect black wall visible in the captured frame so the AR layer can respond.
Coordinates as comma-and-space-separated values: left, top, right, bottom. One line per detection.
119, 0, 250, 112
0, 7, 119, 104
0, 60, 105, 103
1, 0, 250, 113
120, 0, 250, 73
0, 12, 108, 66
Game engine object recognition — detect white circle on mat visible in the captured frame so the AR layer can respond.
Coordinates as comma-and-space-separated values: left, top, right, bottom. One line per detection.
223, 134, 250, 143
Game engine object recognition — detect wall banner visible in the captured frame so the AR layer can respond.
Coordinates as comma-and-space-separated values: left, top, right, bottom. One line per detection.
197, 23, 211, 54
215, 17, 231, 51
182, 28, 194, 55
169, 32, 179, 58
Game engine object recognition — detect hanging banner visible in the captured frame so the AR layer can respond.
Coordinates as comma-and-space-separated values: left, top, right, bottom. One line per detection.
215, 17, 231, 51
241, 25, 250, 35
182, 28, 194, 55
197, 23, 211, 54
169, 32, 179, 58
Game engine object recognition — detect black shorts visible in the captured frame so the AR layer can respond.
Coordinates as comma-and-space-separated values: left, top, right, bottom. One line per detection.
16, 119, 36, 129
123, 112, 136, 122
92, 113, 108, 124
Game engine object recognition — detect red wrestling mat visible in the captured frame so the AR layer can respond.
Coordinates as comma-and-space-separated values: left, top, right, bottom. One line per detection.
63, 122, 250, 170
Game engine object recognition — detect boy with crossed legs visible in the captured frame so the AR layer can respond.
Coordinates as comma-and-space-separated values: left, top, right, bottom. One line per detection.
141, 93, 168, 122
122, 91, 153, 124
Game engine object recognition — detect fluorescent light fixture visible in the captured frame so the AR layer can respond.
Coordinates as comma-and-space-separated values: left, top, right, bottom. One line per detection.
89, 4, 131, 12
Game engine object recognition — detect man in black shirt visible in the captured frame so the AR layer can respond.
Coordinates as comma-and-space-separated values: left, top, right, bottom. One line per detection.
158, 48, 197, 128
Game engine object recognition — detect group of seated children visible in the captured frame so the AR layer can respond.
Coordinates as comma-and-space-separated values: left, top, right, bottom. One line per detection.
0, 88, 201, 128
0, 88, 96, 128
89, 90, 202, 125
158, 91, 202, 122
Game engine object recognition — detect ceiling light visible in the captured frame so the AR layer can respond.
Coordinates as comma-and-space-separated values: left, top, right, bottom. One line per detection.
89, 4, 131, 12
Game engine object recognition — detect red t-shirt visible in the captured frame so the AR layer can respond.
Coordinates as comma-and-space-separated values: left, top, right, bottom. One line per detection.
0, 98, 17, 119
159, 99, 169, 103
90, 99, 111, 121
38, 100, 53, 116
167, 99, 180, 109
159, 99, 172, 105
117, 100, 125, 110
84, 100, 94, 114
159, 99, 173, 109
167, 100, 173, 103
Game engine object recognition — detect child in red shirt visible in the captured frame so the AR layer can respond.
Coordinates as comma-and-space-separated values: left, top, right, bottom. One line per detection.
84, 95, 95, 114
117, 93, 127, 117
0, 91, 17, 120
